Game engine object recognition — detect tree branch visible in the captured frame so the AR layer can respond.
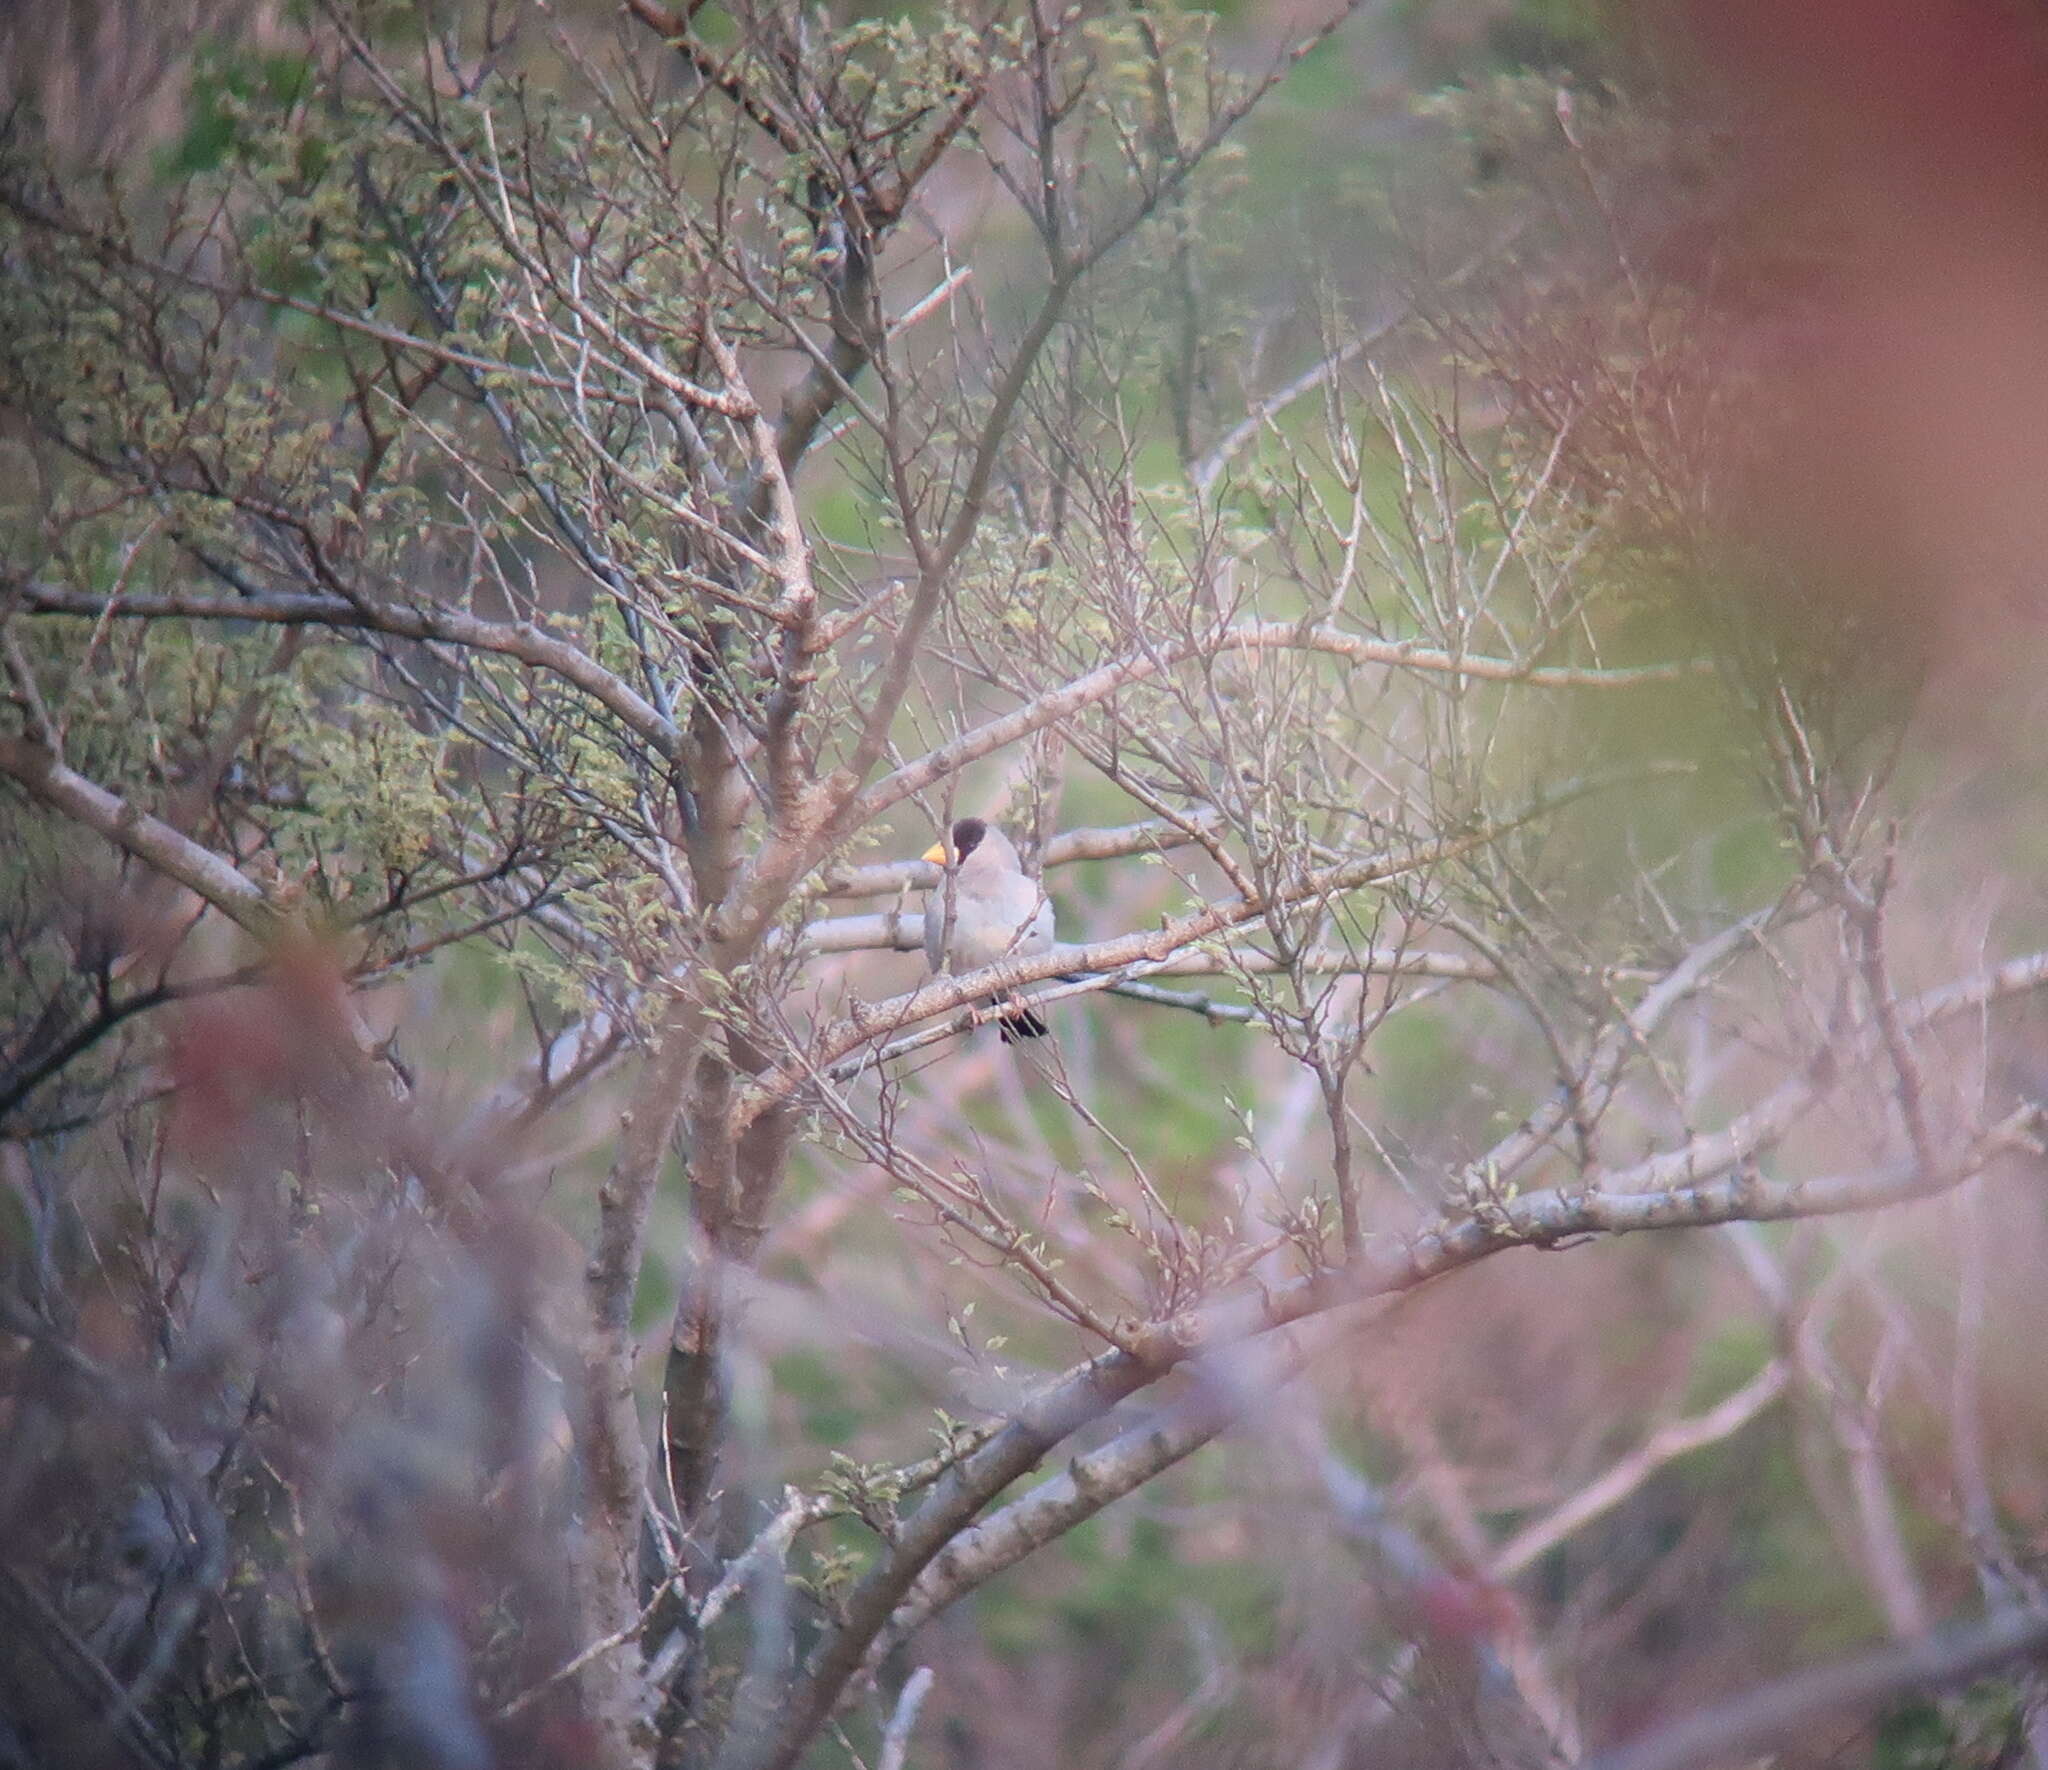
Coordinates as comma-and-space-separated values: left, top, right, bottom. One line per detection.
751, 823, 1508, 1114
873, 1330, 1322, 1659
1585, 1603, 2048, 1770
748, 1096, 2041, 1766
1489, 1359, 1791, 1580
819, 811, 1225, 898
853, 621, 1707, 829
13, 580, 682, 757
0, 738, 271, 934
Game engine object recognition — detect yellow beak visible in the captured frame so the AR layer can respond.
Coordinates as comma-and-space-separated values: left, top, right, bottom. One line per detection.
921, 841, 947, 865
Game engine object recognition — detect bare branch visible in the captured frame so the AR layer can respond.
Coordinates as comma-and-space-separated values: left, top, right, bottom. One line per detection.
1586, 1604, 2048, 1770
761, 823, 1509, 1109
855, 621, 1708, 828
876, 1666, 934, 1770
13, 580, 682, 756
819, 811, 1225, 897
0, 737, 271, 933
1490, 1360, 1790, 1580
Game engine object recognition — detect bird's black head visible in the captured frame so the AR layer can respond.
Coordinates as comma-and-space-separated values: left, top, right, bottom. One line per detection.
950, 817, 987, 861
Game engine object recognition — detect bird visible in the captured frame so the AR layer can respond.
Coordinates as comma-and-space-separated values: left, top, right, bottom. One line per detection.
921, 818, 1055, 1042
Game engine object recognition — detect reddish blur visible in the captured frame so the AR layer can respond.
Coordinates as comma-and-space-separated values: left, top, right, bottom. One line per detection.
1676, 0, 2048, 677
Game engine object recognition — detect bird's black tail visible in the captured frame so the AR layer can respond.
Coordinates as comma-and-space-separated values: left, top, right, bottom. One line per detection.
996, 1004, 1048, 1043
994, 973, 1085, 1042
